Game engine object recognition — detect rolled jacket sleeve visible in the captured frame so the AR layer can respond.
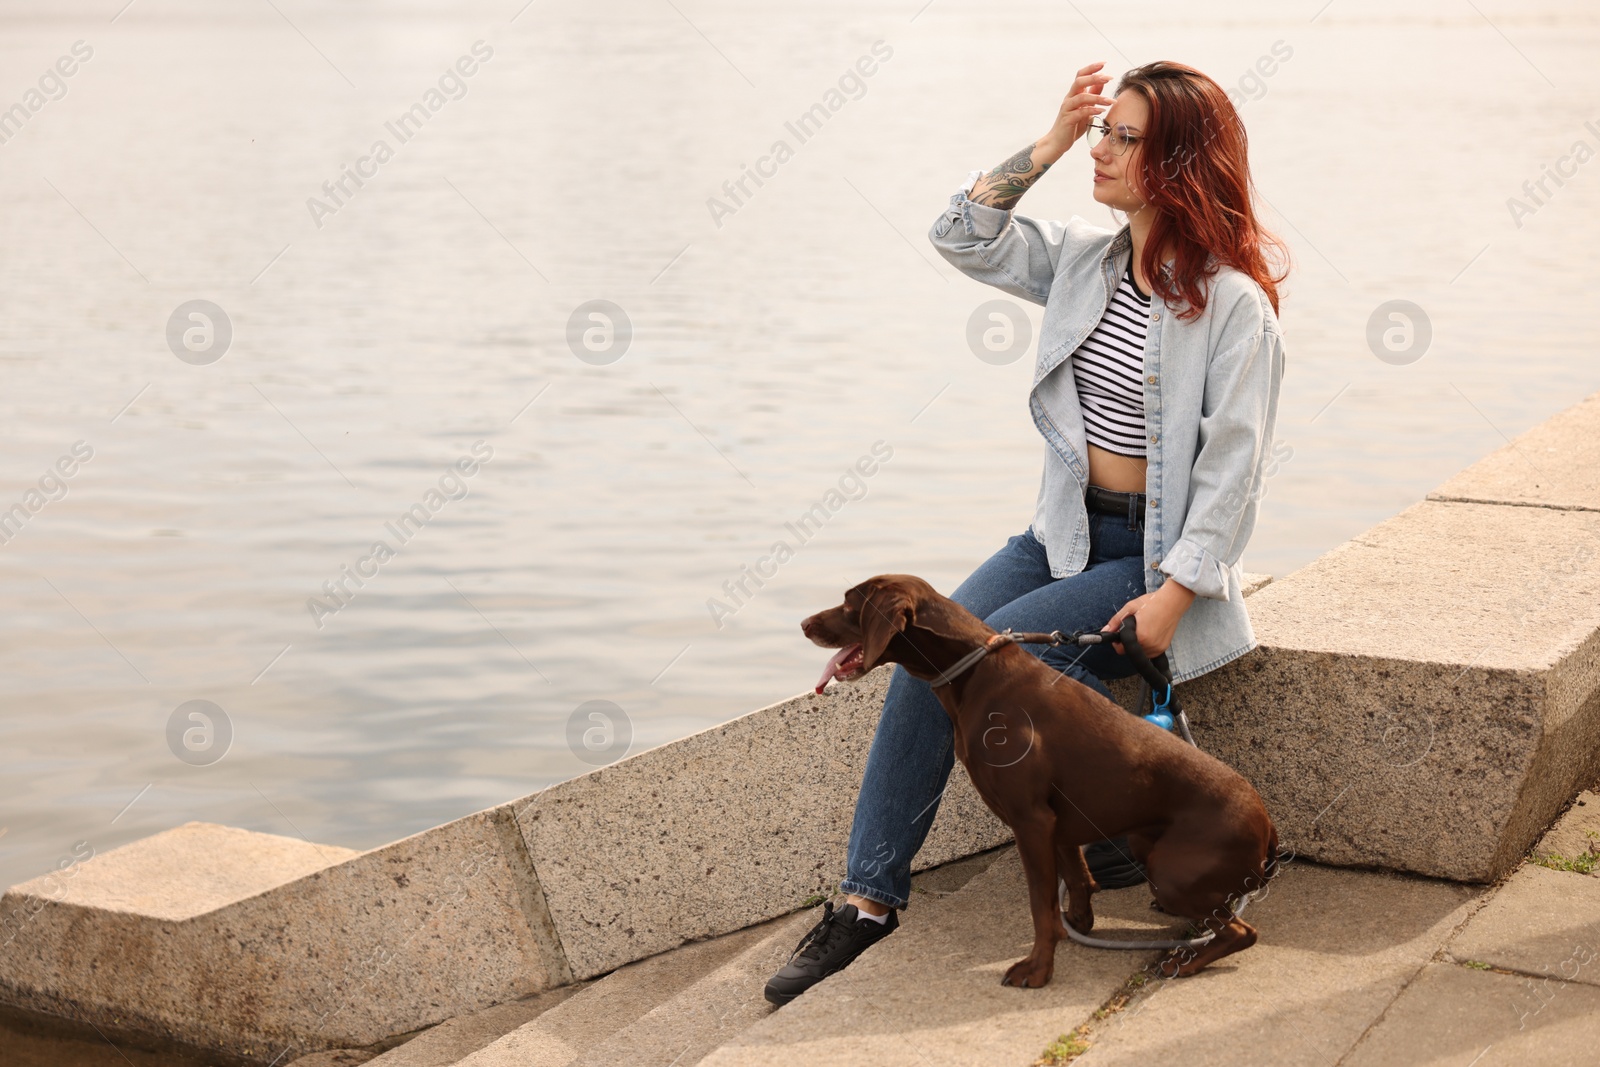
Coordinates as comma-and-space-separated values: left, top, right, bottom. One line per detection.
1157, 314, 1285, 601
927, 171, 1070, 307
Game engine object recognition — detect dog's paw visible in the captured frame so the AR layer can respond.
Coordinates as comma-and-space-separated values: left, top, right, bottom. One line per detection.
1001, 956, 1054, 988
1065, 908, 1095, 934
1155, 948, 1203, 979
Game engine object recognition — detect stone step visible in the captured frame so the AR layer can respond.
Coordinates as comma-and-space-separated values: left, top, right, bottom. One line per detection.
348, 983, 585, 1067
1064, 864, 1484, 1066
1, 822, 360, 921
446, 918, 776, 1067
0, 665, 1011, 1062
448, 849, 1002, 1067
1443, 860, 1600, 985
402, 854, 996, 1067
1068, 800, 1600, 1066
560, 909, 816, 1067
701, 844, 1186, 1067
560, 848, 1009, 1067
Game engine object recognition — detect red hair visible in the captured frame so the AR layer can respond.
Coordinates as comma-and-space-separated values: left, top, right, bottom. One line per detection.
1117, 61, 1288, 321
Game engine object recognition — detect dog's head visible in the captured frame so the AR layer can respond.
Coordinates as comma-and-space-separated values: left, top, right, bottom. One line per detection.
802, 574, 985, 693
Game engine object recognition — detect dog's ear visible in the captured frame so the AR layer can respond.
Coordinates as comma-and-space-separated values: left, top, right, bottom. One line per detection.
858, 582, 914, 672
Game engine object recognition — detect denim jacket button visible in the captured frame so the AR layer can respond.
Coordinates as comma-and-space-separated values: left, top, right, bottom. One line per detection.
1150, 312, 1160, 322
1150, 497, 1159, 507
1146, 374, 1157, 384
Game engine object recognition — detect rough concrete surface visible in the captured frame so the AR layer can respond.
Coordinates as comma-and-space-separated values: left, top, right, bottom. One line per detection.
361, 984, 584, 1067
1, 823, 358, 920
0, 807, 570, 1060
1178, 498, 1600, 881
286, 1051, 378, 1067
452, 919, 775, 1067
515, 667, 1011, 979
1429, 388, 1600, 512
446, 849, 1006, 1067
1073, 864, 1483, 1067
1240, 571, 1274, 597
1340, 962, 1600, 1066
561, 910, 818, 1067
702, 848, 1178, 1067
1447, 863, 1600, 986
1531, 789, 1600, 870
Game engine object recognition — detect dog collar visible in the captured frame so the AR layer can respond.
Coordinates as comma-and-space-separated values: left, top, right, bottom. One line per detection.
928, 632, 1020, 688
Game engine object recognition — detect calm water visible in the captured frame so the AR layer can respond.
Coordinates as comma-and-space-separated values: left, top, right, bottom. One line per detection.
2, 0, 1598, 894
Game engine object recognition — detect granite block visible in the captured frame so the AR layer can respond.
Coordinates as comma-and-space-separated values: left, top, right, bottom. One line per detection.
515, 667, 1011, 978
0, 810, 569, 1060
1177, 498, 1600, 881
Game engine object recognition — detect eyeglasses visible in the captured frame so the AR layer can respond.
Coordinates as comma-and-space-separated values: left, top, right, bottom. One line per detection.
1088, 121, 1141, 155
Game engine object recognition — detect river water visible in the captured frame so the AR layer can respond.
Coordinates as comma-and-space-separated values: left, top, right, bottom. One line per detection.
1, 0, 1597, 907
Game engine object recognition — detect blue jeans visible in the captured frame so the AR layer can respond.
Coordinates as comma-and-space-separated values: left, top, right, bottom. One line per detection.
839, 511, 1148, 909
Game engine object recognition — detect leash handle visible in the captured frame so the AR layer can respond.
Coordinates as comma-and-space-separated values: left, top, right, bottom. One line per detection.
1117, 616, 1197, 744
1117, 615, 1174, 702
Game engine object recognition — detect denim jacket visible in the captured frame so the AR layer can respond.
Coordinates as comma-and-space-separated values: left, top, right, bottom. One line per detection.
928, 174, 1286, 683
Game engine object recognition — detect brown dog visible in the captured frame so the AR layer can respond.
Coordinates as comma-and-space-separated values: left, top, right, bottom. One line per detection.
805, 574, 1278, 985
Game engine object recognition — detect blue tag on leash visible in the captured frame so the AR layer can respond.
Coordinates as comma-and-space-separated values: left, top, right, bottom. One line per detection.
1142, 683, 1176, 731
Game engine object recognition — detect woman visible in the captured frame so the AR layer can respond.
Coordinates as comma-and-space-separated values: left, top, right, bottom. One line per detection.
766, 59, 1288, 1005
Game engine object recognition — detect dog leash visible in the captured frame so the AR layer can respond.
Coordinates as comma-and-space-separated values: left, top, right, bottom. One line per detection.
937, 617, 1198, 747
1058, 882, 1259, 955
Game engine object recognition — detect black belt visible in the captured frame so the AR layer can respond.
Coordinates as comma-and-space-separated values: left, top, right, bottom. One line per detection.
1084, 485, 1146, 527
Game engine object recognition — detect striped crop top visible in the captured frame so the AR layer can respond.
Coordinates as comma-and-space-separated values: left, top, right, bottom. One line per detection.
1071, 262, 1152, 458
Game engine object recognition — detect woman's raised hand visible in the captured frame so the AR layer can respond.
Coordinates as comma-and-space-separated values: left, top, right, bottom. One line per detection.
967, 62, 1116, 210
1040, 62, 1116, 155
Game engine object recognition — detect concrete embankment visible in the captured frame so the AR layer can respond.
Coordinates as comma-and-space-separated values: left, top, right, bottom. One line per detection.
0, 668, 1011, 1061
4, 389, 1600, 1064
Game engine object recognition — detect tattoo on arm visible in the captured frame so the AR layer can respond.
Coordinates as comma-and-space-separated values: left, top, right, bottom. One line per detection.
969, 144, 1050, 210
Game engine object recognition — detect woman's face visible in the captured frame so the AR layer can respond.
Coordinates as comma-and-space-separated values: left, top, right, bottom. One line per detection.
1089, 89, 1149, 214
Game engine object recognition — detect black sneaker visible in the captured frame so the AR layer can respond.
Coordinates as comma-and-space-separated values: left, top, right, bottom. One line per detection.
1084, 837, 1147, 889
763, 901, 898, 1006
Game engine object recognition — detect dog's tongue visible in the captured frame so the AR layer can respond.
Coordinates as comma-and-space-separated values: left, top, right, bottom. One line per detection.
815, 644, 862, 694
